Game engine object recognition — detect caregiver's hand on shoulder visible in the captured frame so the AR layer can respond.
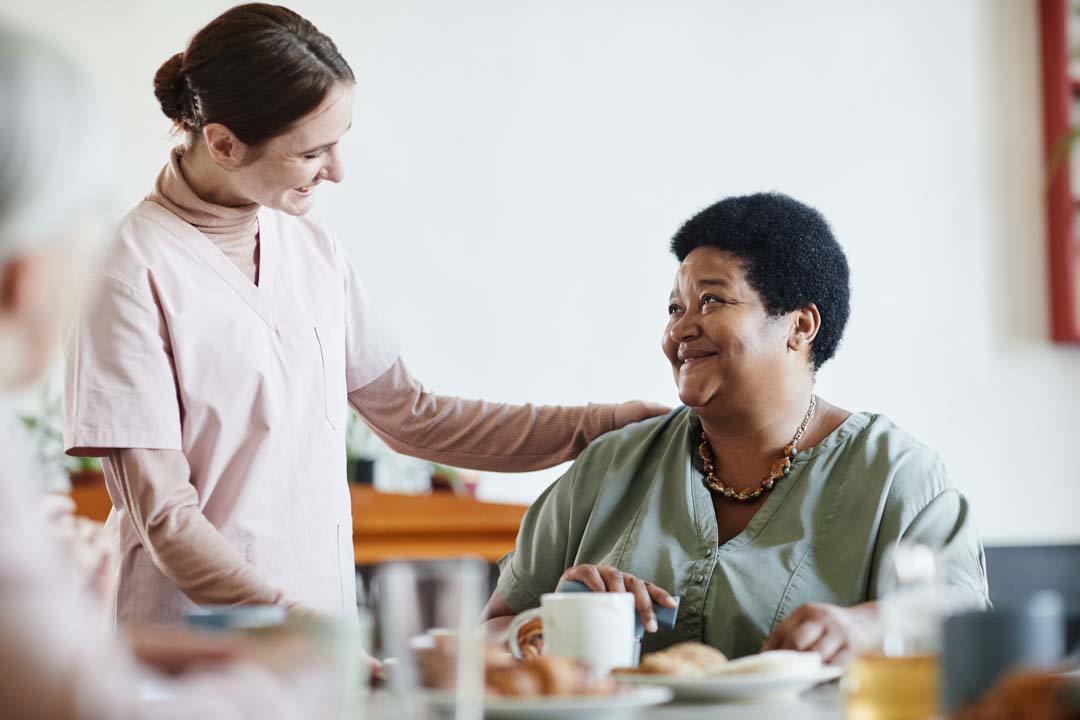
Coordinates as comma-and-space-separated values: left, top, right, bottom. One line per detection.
613, 401, 671, 429
558, 564, 676, 633
762, 601, 879, 665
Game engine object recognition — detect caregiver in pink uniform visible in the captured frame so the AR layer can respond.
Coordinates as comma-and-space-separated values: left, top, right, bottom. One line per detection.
64, 3, 663, 628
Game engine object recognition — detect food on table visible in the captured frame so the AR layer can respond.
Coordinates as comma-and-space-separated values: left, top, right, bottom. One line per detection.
709, 649, 823, 676
513, 614, 544, 660
953, 671, 1076, 720
486, 655, 617, 698
614, 643, 824, 679
613, 641, 728, 677
414, 630, 617, 698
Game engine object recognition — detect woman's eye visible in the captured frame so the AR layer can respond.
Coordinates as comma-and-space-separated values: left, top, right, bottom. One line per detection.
668, 304, 681, 316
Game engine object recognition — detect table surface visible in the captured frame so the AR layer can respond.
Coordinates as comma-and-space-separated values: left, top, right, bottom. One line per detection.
361, 685, 843, 719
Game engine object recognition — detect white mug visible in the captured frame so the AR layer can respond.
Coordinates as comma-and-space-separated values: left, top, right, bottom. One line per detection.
508, 592, 636, 673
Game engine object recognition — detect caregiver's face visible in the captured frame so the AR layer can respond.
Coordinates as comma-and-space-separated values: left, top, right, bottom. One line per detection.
236, 82, 354, 216
662, 247, 790, 410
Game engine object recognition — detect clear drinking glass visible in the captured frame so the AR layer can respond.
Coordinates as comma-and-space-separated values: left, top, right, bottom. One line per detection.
374, 557, 488, 720
844, 543, 946, 720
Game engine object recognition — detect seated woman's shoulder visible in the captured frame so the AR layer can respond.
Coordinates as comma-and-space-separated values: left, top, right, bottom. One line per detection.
850, 412, 953, 501
572, 406, 694, 472
592, 405, 693, 449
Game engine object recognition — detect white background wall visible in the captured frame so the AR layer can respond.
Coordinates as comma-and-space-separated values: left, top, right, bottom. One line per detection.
3, 0, 1077, 545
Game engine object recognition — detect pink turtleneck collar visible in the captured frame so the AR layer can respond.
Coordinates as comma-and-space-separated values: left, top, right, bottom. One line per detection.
147, 148, 261, 285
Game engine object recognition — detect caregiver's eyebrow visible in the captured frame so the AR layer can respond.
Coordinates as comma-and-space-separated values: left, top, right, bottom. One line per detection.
300, 122, 353, 154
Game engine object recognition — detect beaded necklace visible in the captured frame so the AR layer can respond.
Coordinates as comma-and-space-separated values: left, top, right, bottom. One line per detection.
699, 395, 816, 502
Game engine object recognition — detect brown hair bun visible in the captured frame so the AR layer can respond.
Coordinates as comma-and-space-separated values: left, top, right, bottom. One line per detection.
152, 52, 195, 128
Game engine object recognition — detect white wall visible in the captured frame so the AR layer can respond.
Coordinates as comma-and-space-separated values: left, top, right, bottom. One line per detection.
3, 0, 1077, 544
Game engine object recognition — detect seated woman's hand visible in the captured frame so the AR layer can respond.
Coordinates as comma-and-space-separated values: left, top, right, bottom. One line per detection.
762, 601, 879, 664
557, 564, 677, 633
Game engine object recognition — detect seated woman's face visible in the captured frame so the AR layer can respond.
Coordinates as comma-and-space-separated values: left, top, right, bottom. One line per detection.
662, 247, 794, 410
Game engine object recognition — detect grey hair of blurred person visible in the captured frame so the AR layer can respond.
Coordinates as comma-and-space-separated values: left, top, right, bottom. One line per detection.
0, 27, 106, 257
0, 27, 108, 389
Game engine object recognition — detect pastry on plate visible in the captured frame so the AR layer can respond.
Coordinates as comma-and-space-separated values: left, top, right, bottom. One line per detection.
513, 614, 544, 660
613, 641, 728, 677
486, 655, 617, 698
708, 650, 822, 677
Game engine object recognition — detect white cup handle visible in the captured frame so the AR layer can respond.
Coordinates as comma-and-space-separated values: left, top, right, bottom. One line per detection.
506, 607, 542, 659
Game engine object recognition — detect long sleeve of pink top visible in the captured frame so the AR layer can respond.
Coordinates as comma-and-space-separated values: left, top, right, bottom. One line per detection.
106, 357, 619, 611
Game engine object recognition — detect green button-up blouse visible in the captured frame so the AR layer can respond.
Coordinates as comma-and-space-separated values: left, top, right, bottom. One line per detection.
495, 407, 990, 659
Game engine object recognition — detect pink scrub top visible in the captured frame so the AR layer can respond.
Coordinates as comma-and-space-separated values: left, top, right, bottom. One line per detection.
64, 201, 400, 624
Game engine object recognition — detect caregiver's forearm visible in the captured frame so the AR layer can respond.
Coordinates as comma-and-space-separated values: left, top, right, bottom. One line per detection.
348, 358, 617, 472
105, 448, 299, 610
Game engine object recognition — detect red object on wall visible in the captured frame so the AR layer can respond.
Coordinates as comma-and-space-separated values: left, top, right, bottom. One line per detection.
1039, 0, 1080, 343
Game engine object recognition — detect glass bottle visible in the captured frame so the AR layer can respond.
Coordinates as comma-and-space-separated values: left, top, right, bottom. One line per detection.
844, 543, 945, 720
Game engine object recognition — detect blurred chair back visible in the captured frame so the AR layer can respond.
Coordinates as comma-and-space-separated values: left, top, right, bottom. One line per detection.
984, 544, 1080, 651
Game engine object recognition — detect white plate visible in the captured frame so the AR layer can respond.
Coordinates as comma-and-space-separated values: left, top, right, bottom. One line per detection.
616, 666, 843, 702
426, 685, 673, 719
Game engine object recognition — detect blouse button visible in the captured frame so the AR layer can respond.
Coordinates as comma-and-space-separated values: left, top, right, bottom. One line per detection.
693, 574, 705, 584
686, 606, 699, 616
704, 548, 713, 557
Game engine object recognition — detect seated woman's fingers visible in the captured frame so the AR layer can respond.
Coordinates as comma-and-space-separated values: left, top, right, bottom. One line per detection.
596, 565, 627, 594
773, 603, 870, 663
762, 606, 809, 650
560, 564, 607, 593
810, 630, 846, 665
643, 580, 678, 608
829, 645, 855, 667
624, 575, 658, 632
783, 619, 826, 651
558, 565, 672, 633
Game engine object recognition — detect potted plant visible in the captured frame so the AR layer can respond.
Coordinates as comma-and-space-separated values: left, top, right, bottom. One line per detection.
346, 414, 382, 486
344, 414, 481, 495
430, 463, 479, 498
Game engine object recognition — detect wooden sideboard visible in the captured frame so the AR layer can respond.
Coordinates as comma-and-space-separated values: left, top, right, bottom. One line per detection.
70, 475, 526, 564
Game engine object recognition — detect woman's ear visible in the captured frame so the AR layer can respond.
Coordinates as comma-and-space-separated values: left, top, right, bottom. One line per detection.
787, 303, 821, 354
201, 123, 251, 168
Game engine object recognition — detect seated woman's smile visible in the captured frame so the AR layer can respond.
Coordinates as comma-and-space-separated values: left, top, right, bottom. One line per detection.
481, 192, 989, 664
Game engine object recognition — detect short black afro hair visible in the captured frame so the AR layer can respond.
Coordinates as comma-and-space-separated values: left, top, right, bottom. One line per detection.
670, 192, 850, 369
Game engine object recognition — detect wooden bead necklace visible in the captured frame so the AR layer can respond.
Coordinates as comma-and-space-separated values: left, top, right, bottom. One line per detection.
699, 395, 816, 502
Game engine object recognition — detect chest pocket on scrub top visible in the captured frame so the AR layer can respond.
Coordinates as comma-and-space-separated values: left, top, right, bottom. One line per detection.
313, 324, 347, 430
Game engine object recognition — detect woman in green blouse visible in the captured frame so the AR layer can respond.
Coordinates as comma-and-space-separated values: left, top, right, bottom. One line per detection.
481, 192, 989, 663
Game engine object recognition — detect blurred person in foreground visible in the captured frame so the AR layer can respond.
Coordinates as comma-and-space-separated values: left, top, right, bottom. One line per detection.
0, 26, 338, 719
